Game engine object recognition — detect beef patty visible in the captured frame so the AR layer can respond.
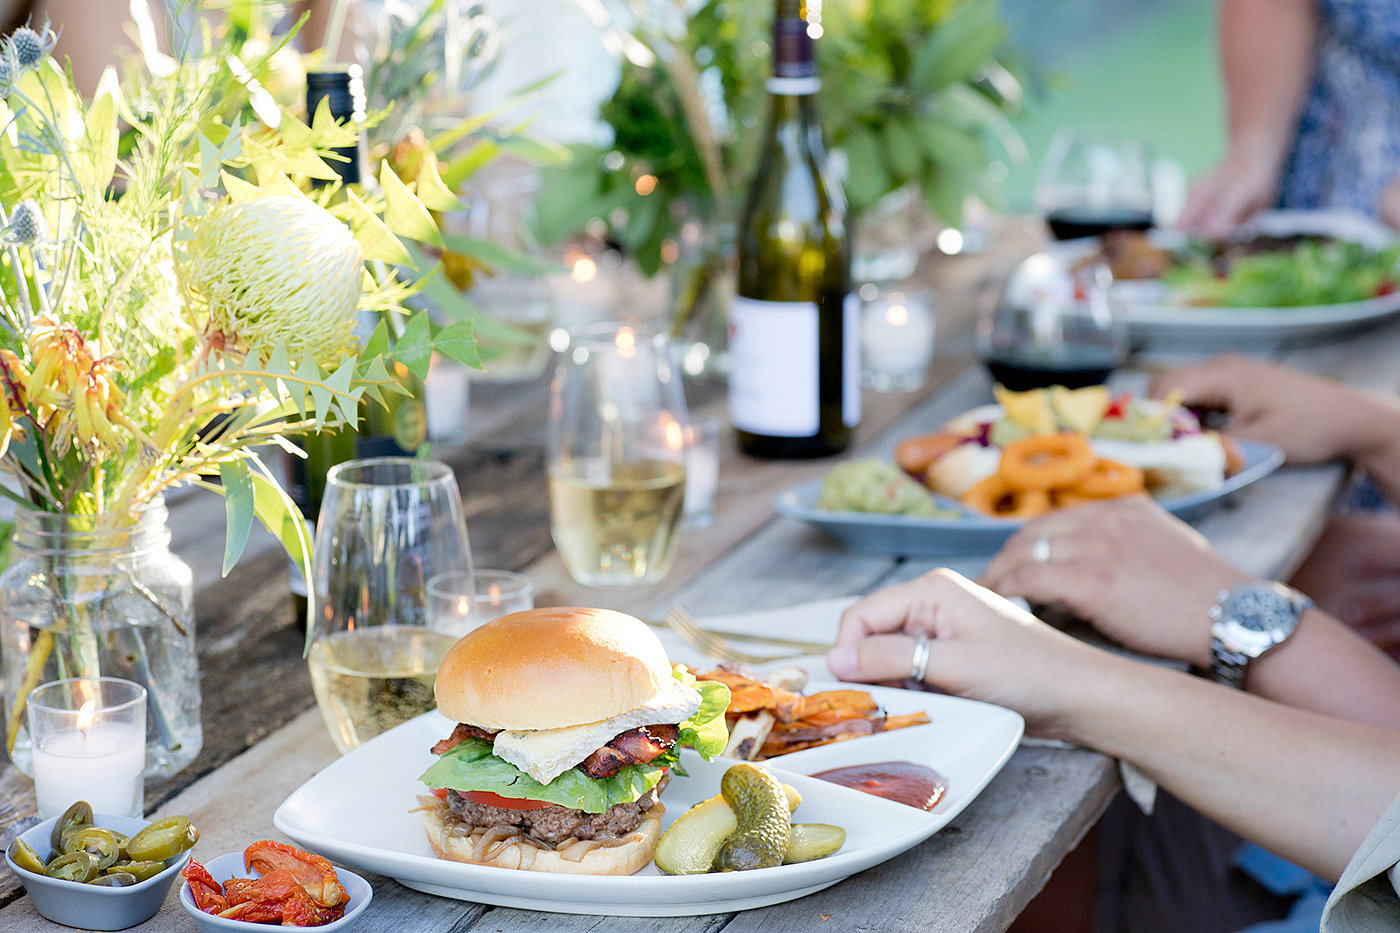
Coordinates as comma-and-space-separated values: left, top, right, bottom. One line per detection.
444, 784, 662, 847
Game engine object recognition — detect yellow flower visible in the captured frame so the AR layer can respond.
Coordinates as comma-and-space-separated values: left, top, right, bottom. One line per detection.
183, 196, 364, 365
18, 316, 130, 454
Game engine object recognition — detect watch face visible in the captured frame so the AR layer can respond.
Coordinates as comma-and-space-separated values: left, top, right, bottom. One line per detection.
1229, 590, 1287, 633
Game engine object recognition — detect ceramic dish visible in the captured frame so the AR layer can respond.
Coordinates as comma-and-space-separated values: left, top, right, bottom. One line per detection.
775, 439, 1284, 557
4, 812, 192, 931
1048, 209, 1400, 347
177, 851, 372, 932
273, 684, 1023, 916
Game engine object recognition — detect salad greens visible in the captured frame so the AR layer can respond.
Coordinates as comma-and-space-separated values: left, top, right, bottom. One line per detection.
1163, 238, 1400, 308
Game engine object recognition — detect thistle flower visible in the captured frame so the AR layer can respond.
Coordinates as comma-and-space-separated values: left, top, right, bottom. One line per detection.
5, 24, 55, 68
182, 196, 364, 365
5, 199, 45, 245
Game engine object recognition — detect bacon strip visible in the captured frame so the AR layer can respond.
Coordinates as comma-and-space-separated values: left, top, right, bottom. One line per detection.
431, 722, 499, 755
578, 724, 679, 779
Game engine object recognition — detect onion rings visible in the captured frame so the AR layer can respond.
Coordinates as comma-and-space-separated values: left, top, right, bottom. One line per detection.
961, 475, 1052, 519
1067, 458, 1145, 499
998, 433, 1096, 491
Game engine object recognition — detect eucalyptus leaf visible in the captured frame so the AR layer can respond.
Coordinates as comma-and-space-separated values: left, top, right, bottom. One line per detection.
218, 459, 255, 576
392, 311, 433, 379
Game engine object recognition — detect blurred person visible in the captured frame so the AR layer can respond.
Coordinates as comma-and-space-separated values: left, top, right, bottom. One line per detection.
1178, 0, 1400, 236
826, 568, 1400, 932
6, 1, 159, 96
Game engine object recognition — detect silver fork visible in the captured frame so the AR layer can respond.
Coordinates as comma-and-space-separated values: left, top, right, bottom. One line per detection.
664, 605, 830, 665
0, 802, 17, 823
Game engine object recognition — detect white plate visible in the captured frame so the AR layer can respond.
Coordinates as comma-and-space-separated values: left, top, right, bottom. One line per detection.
775, 440, 1283, 557
273, 684, 1023, 916
1047, 209, 1400, 347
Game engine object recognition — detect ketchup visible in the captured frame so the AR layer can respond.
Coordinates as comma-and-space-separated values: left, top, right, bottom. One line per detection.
811, 761, 947, 811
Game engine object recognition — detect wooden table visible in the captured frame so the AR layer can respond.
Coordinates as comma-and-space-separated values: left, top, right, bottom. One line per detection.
5, 219, 1400, 930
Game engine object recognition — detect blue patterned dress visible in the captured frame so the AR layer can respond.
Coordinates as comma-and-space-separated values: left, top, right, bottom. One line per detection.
1277, 0, 1400, 217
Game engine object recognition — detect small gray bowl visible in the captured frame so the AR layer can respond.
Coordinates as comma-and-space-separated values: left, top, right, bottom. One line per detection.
4, 812, 192, 930
178, 850, 372, 932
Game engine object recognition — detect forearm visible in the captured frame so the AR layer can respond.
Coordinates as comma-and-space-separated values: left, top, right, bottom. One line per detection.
1339, 391, 1400, 503
1065, 655, 1400, 880
1217, 0, 1316, 169
1245, 608, 1400, 728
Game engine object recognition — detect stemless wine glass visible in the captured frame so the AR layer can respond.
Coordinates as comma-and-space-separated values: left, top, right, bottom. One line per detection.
1036, 128, 1155, 240
977, 253, 1128, 391
307, 457, 472, 753
547, 322, 688, 588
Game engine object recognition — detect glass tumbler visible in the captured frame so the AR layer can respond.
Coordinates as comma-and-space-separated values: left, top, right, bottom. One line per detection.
307, 457, 472, 752
547, 323, 689, 587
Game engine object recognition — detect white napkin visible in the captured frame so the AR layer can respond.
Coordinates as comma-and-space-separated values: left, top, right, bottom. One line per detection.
657, 597, 856, 676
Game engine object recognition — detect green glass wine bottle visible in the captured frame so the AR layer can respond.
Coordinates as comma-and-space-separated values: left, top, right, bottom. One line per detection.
729, 0, 859, 459
287, 68, 429, 623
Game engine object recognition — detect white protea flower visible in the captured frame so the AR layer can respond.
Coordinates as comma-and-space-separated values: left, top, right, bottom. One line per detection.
183, 196, 363, 365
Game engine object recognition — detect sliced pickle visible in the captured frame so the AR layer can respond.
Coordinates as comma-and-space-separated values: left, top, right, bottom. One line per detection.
126, 815, 198, 862
7, 837, 47, 874
49, 800, 94, 852
44, 851, 98, 883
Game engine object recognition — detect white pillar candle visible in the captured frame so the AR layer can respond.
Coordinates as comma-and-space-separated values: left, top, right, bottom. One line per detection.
32, 721, 144, 819
861, 293, 936, 374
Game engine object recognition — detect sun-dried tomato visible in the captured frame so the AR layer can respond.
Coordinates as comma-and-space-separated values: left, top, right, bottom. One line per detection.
182, 859, 230, 915
244, 840, 348, 909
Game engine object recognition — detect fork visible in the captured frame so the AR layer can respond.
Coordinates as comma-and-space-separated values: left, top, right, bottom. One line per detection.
664, 605, 830, 665
0, 802, 17, 823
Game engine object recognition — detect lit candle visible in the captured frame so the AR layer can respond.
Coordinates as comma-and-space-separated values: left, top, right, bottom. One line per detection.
860, 289, 936, 391
28, 680, 146, 820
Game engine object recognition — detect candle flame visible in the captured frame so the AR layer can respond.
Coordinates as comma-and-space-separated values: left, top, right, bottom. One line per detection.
615, 327, 636, 359
664, 419, 684, 451
455, 596, 470, 615
487, 583, 502, 601
76, 699, 96, 732
885, 304, 910, 327
571, 256, 598, 283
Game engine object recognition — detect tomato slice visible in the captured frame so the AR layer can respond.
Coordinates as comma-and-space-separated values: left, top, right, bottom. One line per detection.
459, 790, 553, 810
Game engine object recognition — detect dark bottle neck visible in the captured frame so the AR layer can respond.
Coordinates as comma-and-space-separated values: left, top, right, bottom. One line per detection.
772, 2, 815, 80
306, 67, 366, 186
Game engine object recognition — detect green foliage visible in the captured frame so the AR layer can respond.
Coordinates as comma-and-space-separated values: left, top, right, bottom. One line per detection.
539, 0, 1025, 269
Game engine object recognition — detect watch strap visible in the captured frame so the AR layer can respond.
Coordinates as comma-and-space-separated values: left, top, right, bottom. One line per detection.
1209, 635, 1250, 688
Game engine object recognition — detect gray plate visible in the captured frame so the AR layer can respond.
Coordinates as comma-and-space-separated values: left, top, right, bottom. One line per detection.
775, 440, 1284, 557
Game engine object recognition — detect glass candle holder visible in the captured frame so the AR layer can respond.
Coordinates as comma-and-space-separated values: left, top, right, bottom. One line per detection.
28, 677, 146, 819
682, 414, 722, 529
860, 286, 936, 392
426, 569, 535, 637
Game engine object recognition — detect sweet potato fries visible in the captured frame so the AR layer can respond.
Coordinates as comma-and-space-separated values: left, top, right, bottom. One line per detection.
693, 668, 930, 759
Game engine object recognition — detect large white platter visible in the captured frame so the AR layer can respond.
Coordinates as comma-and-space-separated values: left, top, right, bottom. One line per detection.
273, 684, 1023, 916
775, 440, 1283, 557
1047, 210, 1400, 347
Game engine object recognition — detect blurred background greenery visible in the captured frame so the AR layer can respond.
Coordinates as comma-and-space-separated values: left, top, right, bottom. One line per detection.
1001, 0, 1224, 212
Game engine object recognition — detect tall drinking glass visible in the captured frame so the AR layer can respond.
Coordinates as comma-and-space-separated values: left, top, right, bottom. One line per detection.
547, 323, 688, 588
307, 457, 472, 752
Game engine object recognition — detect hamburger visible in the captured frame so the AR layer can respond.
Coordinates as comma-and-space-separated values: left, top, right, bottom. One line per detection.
418, 607, 730, 875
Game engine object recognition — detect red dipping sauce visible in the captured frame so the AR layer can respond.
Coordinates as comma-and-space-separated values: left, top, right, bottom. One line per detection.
811, 761, 947, 811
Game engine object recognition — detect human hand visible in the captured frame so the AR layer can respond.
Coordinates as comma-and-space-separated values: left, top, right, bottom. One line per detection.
1378, 172, 1400, 232
979, 496, 1248, 668
1175, 149, 1280, 238
1151, 354, 1372, 465
1291, 512, 1400, 660
825, 568, 1113, 739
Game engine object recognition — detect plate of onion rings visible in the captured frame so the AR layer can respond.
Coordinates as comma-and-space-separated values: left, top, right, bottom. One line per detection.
775, 439, 1283, 557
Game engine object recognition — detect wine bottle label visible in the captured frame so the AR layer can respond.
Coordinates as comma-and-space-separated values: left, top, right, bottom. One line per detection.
844, 293, 861, 428
765, 76, 821, 96
729, 297, 821, 436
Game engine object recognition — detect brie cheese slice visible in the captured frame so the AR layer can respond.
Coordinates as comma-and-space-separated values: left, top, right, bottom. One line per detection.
493, 677, 702, 785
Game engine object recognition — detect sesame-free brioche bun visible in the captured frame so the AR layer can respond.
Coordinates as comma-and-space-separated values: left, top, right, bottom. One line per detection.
421, 800, 663, 875
434, 607, 673, 731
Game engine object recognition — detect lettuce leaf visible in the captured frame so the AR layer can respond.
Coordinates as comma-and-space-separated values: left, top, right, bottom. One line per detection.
672, 664, 730, 759
418, 668, 731, 814
419, 737, 666, 814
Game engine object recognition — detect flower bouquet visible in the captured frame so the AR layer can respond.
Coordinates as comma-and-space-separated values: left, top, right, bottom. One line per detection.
0, 16, 475, 776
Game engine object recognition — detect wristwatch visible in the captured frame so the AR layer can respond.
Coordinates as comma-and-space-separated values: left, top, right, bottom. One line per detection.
1208, 582, 1313, 688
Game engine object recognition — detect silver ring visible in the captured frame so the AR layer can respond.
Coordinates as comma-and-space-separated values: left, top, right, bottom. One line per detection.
1031, 534, 1052, 564
908, 634, 931, 682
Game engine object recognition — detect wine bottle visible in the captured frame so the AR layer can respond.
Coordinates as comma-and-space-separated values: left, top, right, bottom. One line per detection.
729, 0, 858, 459
287, 68, 429, 622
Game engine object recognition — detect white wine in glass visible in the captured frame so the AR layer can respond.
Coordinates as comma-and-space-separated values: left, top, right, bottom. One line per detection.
547, 324, 689, 588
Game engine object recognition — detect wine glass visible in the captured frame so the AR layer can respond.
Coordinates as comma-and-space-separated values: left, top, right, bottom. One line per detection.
547, 322, 688, 588
1037, 128, 1155, 240
977, 253, 1128, 391
307, 457, 472, 753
